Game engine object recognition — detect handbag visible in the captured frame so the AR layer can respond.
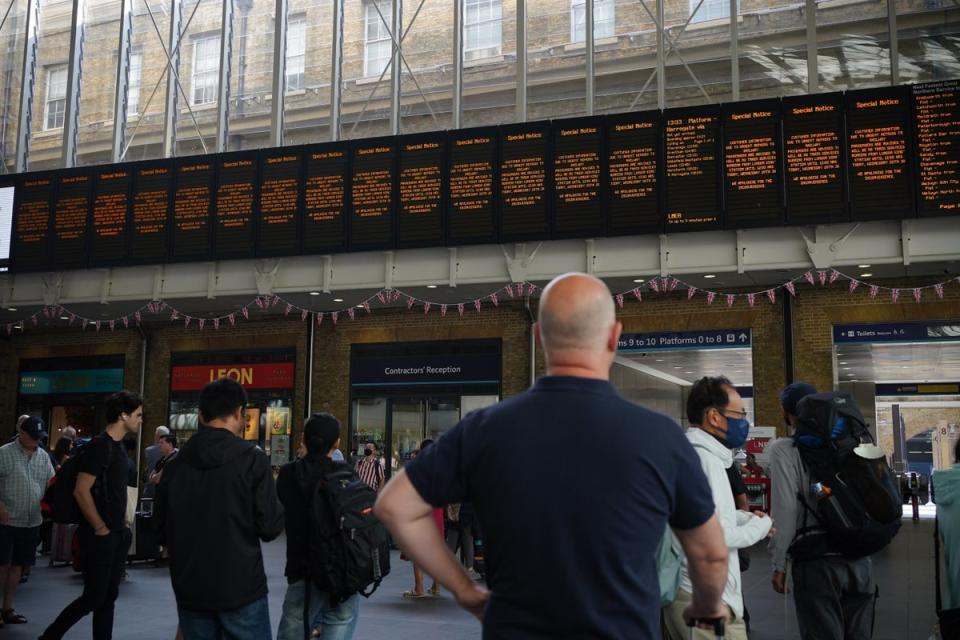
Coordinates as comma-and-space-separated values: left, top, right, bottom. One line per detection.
936, 516, 960, 640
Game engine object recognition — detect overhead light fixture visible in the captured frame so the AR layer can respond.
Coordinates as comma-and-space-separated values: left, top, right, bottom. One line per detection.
703, 274, 716, 279
333, 298, 343, 303
839, 361, 849, 365
356, 305, 364, 309
655, 359, 664, 362
426, 285, 438, 289
860, 273, 873, 278
60, 316, 68, 320
309, 291, 320, 296
843, 367, 852, 370
673, 366, 683, 370
633, 279, 645, 283
6, 307, 15, 311
684, 371, 694, 374
858, 264, 871, 269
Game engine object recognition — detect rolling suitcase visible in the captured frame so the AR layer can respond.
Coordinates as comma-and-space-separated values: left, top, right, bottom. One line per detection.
49, 523, 77, 567
688, 618, 725, 640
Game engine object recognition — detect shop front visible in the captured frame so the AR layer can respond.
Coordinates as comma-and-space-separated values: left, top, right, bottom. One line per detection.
169, 349, 296, 466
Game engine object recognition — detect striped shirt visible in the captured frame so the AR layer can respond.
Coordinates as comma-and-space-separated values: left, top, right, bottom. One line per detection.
0, 438, 55, 528
356, 455, 384, 491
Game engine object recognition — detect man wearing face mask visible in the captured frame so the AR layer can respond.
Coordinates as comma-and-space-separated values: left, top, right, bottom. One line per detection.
663, 376, 774, 640
356, 441, 385, 493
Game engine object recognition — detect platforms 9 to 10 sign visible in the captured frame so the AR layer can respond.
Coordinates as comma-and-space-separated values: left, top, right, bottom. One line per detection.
7, 82, 959, 272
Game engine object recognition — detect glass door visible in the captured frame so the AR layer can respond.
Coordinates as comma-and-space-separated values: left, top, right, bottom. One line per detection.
391, 400, 426, 476
351, 397, 387, 460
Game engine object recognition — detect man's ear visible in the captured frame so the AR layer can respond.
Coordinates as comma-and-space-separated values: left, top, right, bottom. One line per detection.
608, 321, 623, 353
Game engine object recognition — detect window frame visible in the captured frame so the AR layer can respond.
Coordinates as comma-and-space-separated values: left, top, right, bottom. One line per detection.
191, 32, 220, 107
689, 0, 738, 24
363, 0, 393, 78
43, 65, 67, 131
127, 51, 143, 117
464, 0, 503, 55
286, 14, 306, 92
571, 0, 615, 43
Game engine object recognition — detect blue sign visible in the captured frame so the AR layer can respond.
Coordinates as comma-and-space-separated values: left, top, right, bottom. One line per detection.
833, 321, 960, 344
351, 354, 501, 387
19, 368, 125, 395
618, 329, 752, 352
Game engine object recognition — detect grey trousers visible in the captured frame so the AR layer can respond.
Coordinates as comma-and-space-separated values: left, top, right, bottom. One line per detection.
792, 556, 877, 640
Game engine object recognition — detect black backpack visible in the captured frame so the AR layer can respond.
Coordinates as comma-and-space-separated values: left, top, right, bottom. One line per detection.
41, 436, 111, 525
296, 459, 391, 603
789, 392, 902, 561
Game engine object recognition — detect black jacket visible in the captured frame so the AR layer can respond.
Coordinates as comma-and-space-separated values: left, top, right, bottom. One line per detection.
155, 426, 284, 611
276, 454, 334, 584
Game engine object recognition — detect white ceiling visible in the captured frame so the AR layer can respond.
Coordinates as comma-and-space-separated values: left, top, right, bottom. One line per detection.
616, 348, 754, 387
835, 342, 960, 384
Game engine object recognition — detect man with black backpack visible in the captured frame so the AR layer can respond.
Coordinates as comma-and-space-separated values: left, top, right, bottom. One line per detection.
276, 413, 389, 640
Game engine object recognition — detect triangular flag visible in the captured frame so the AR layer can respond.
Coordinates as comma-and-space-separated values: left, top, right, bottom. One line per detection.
615, 294, 624, 309
170, 310, 179, 321
95, 321, 101, 332
913, 288, 922, 303
804, 271, 815, 286
255, 297, 264, 309
767, 289, 776, 304
474, 299, 481, 313
301, 309, 308, 322
516, 283, 524, 297
869, 285, 879, 299
228, 313, 236, 325
214, 317, 220, 330
505, 285, 515, 298
441, 304, 448, 317
122, 316, 129, 328
241, 307, 249, 319
633, 288, 642, 302
891, 289, 900, 303
849, 280, 860, 293
331, 311, 339, 325
347, 307, 355, 320
271, 296, 280, 307
670, 279, 680, 291
184, 316, 191, 328
747, 293, 755, 307
42, 306, 50, 318
526, 283, 537, 296
285, 304, 293, 316
829, 270, 840, 284
317, 312, 323, 326
660, 277, 669, 291
109, 320, 115, 331
457, 303, 464, 316
726, 294, 735, 308
687, 287, 697, 300
391, 290, 402, 303
377, 291, 386, 305
490, 293, 499, 307
407, 297, 416, 310
30, 314, 38, 326
785, 282, 796, 297
199, 318, 205, 330
936, 283, 945, 299
817, 270, 827, 286
82, 319, 89, 330
424, 302, 431, 315
649, 278, 660, 293
706, 292, 716, 305
363, 302, 371, 314
134, 311, 141, 323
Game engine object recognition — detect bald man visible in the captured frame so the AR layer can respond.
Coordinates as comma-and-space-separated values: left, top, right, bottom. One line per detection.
375, 273, 729, 639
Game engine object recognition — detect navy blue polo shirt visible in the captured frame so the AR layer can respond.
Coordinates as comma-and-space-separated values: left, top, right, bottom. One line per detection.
405, 376, 715, 640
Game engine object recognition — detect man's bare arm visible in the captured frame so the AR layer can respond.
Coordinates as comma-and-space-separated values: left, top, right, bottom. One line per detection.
674, 514, 729, 625
75, 472, 109, 534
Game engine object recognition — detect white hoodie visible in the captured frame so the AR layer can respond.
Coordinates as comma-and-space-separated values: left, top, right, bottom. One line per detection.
675, 427, 773, 618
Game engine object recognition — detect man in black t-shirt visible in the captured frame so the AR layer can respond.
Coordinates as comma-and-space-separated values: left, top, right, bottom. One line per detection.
41, 391, 142, 640
375, 273, 731, 639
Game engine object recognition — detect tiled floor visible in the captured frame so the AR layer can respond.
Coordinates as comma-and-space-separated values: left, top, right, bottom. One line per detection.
6, 517, 939, 639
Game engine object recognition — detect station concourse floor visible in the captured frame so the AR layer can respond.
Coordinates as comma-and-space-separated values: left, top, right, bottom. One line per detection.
8, 517, 938, 639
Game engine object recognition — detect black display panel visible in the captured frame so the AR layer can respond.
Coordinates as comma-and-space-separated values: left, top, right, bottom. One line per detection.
398, 134, 445, 248
723, 99, 784, 229
91, 168, 131, 263
12, 175, 53, 271
783, 92, 847, 225
303, 144, 348, 254
130, 161, 172, 264
51, 171, 92, 270
499, 122, 550, 241
664, 106, 722, 230
845, 86, 915, 221
913, 80, 960, 217
258, 150, 302, 257
350, 139, 395, 250
448, 127, 497, 245
215, 152, 258, 259
552, 117, 604, 238
172, 159, 214, 261
606, 112, 661, 235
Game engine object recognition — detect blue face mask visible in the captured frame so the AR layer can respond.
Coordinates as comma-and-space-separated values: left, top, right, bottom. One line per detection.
721, 415, 751, 449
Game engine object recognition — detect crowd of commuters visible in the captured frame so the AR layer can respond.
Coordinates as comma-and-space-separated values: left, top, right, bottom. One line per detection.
0, 272, 932, 639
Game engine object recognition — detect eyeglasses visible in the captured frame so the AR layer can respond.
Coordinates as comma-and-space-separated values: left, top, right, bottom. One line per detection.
721, 408, 748, 421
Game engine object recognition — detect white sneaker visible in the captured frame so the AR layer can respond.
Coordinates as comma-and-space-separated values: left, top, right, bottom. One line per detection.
467, 568, 482, 581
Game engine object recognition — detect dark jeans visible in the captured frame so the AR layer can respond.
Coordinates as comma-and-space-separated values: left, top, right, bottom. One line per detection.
446, 522, 475, 570
41, 527, 132, 640
793, 556, 877, 640
179, 595, 272, 640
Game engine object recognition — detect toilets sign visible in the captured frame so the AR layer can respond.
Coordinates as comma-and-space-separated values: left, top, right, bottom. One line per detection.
618, 329, 752, 352
833, 321, 960, 344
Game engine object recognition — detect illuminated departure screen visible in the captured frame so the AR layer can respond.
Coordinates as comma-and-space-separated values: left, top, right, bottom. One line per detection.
52, 172, 91, 270
783, 93, 846, 224
12, 175, 53, 271
398, 134, 445, 248
606, 112, 661, 235
131, 162, 171, 263
215, 153, 257, 259
723, 100, 783, 228
91, 168, 131, 263
913, 80, 960, 217
258, 151, 302, 256
350, 140, 395, 250
448, 128, 497, 245
303, 145, 348, 253
664, 107, 721, 230
500, 122, 550, 241
553, 118, 603, 238
172, 160, 214, 261
846, 86, 914, 220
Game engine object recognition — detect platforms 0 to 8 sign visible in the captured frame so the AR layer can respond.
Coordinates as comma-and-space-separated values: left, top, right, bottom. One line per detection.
618, 329, 752, 351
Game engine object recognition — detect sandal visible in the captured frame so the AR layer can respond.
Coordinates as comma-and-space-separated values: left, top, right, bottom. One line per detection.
402, 590, 426, 598
429, 586, 441, 597
1, 609, 27, 624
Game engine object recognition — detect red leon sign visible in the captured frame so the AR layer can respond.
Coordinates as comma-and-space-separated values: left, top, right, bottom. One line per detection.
170, 363, 295, 391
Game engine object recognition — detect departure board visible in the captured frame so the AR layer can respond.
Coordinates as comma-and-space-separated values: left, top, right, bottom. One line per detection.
130, 162, 172, 263
448, 128, 497, 245
664, 107, 722, 230
215, 153, 257, 259
500, 122, 550, 241
398, 134, 445, 248
607, 112, 661, 235
303, 145, 348, 254
913, 80, 960, 217
90, 168, 131, 263
553, 118, 603, 238
258, 151, 302, 257
846, 86, 914, 221
783, 93, 847, 224
350, 140, 395, 250
51, 172, 92, 270
172, 160, 214, 261
12, 175, 53, 271
723, 100, 784, 228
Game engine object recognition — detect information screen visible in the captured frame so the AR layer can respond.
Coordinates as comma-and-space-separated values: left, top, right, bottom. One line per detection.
783, 92, 847, 224
846, 86, 914, 220
350, 140, 395, 250
500, 122, 550, 241
448, 128, 497, 245
913, 80, 960, 217
664, 106, 722, 230
303, 145, 348, 254
130, 162, 172, 264
215, 153, 258, 259
606, 112, 661, 235
723, 99, 783, 228
553, 117, 603, 238
172, 159, 214, 261
91, 168, 131, 263
258, 151, 302, 257
12, 175, 53, 271
0, 179, 14, 266
52, 171, 92, 270
398, 134, 445, 248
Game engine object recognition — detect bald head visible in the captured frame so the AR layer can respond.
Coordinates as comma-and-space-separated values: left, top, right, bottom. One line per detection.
16, 415, 29, 430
